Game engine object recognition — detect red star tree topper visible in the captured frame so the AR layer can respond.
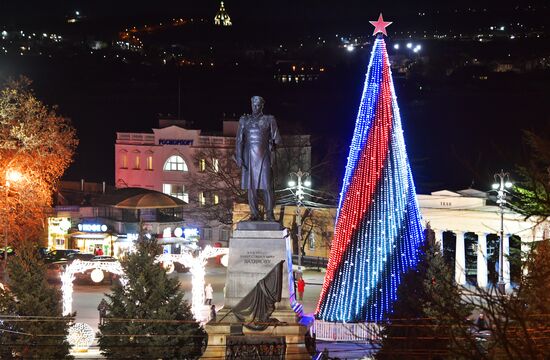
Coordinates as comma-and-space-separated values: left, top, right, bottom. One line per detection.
369, 13, 392, 36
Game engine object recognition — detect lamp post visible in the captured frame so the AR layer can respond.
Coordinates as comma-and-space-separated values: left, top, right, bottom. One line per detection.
492, 170, 513, 295
3, 169, 23, 283
288, 169, 311, 271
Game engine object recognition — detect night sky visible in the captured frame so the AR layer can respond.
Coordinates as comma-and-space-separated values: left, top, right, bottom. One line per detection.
1, 1, 549, 194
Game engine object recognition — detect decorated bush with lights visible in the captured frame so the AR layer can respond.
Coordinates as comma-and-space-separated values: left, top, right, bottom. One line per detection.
316, 15, 424, 323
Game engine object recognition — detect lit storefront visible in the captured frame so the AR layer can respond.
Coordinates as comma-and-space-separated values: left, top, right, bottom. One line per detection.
47, 217, 72, 250
70, 222, 116, 255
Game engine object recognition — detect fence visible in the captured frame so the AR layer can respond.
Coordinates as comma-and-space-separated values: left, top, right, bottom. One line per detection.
312, 320, 382, 342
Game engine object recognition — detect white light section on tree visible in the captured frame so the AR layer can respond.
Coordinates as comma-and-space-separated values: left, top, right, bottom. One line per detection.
67, 322, 95, 351
156, 245, 228, 321
61, 260, 127, 316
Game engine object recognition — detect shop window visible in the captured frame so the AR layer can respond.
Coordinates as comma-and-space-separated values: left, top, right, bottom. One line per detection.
162, 183, 189, 203
146, 156, 153, 170
55, 238, 65, 247
212, 158, 219, 172
199, 192, 206, 206
213, 194, 220, 205
199, 158, 206, 172
163, 155, 188, 172
134, 155, 140, 169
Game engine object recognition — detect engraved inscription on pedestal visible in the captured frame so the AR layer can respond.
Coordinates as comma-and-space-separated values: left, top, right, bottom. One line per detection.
224, 229, 292, 309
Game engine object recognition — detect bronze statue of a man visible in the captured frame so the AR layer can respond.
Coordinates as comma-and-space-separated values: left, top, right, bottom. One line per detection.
235, 96, 281, 221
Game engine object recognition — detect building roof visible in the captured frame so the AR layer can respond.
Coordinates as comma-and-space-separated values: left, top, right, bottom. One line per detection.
96, 188, 185, 209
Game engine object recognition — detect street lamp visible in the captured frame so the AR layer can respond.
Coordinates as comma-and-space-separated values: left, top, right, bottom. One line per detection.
288, 169, 310, 271
492, 170, 513, 295
3, 169, 23, 283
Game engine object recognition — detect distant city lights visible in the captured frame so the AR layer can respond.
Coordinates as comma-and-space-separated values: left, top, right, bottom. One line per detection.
346, 44, 355, 52
393, 44, 399, 50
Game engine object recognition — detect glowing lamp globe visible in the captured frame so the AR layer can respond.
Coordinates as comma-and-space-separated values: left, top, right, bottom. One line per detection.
304, 179, 312, 187
164, 261, 175, 274
6, 169, 23, 184
288, 180, 296, 187
90, 268, 104, 283
492, 183, 500, 190
505, 181, 513, 188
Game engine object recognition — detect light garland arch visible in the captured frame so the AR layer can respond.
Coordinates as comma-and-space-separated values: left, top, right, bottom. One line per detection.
61, 260, 127, 316
156, 245, 228, 321
61, 246, 229, 320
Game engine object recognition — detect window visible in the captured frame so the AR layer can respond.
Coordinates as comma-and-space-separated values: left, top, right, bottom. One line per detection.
146, 156, 153, 170
199, 192, 206, 206
163, 155, 188, 172
202, 228, 212, 240
55, 238, 65, 247
308, 233, 316, 250
134, 155, 140, 169
212, 158, 219, 172
120, 152, 128, 168
162, 183, 189, 203
213, 194, 220, 205
220, 228, 230, 241
199, 158, 206, 172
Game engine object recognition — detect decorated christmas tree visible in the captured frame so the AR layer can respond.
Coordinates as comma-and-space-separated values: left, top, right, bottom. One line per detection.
316, 14, 425, 323
97, 234, 205, 359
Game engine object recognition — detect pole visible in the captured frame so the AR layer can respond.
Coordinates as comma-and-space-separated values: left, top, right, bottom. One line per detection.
497, 199, 505, 294
3, 185, 8, 283
493, 169, 510, 295
290, 169, 308, 272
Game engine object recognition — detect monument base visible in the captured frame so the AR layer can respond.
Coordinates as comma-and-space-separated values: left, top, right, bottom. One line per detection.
202, 319, 310, 359
202, 224, 310, 359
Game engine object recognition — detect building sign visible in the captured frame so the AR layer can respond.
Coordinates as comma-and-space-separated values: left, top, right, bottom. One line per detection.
78, 224, 108, 232
159, 139, 194, 146
184, 228, 199, 239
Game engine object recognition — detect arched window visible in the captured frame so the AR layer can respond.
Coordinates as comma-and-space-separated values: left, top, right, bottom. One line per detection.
163, 155, 188, 172
119, 150, 128, 169
133, 150, 140, 169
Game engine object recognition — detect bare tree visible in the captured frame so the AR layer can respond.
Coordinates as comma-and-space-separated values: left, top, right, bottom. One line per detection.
186, 147, 244, 225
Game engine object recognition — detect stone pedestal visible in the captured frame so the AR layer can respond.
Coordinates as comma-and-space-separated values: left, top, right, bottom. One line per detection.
202, 222, 310, 359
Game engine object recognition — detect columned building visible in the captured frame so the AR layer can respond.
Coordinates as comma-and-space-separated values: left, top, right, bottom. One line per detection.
419, 189, 548, 290
234, 189, 549, 290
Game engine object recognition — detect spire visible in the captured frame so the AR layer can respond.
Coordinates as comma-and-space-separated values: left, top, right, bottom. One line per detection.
315, 17, 424, 323
214, 1, 232, 26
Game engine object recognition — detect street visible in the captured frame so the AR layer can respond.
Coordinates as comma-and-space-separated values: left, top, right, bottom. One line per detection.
70, 265, 326, 333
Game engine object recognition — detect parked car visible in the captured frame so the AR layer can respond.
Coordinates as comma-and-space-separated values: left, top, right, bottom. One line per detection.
46, 261, 68, 282
67, 253, 95, 262
91, 256, 117, 262
0, 247, 15, 260
45, 249, 80, 263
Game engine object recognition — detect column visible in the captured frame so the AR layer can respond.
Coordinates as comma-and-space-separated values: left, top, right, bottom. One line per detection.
434, 229, 444, 254
476, 232, 488, 288
503, 234, 510, 289
455, 231, 466, 286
